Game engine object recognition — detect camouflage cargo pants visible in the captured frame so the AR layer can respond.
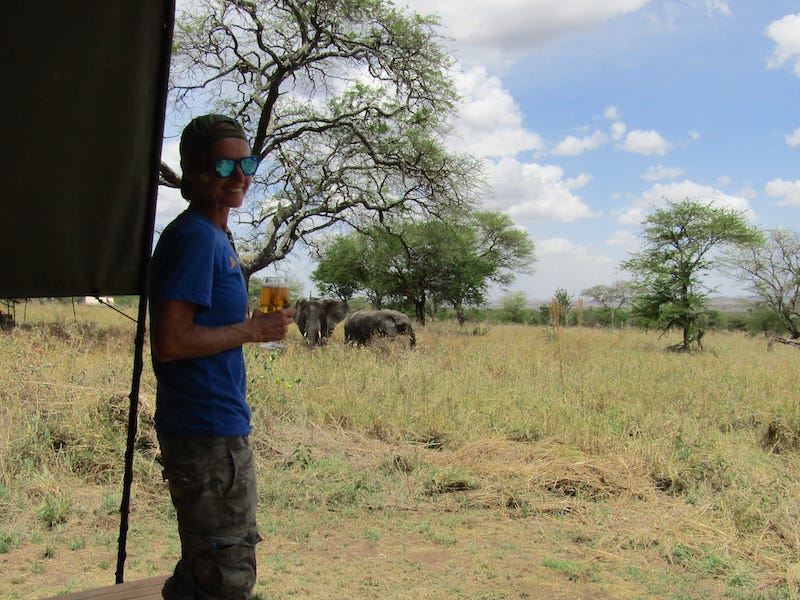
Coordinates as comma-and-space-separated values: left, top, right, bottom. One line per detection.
159, 435, 261, 600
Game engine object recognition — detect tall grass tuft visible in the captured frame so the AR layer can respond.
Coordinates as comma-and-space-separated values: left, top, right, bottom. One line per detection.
547, 298, 565, 391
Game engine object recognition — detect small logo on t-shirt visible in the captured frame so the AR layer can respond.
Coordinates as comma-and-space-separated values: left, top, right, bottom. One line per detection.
229, 256, 238, 269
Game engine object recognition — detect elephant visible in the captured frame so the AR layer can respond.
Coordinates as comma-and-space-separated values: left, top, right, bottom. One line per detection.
344, 309, 416, 348
293, 298, 349, 347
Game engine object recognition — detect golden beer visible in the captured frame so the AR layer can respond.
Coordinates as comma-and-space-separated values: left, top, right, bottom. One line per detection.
259, 279, 290, 313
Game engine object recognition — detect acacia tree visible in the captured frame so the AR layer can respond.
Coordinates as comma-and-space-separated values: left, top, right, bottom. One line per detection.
582, 280, 633, 327
722, 228, 800, 346
311, 211, 534, 324
621, 199, 762, 352
160, 0, 482, 282
431, 211, 534, 324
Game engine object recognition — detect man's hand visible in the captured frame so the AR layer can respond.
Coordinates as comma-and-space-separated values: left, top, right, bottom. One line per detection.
248, 306, 297, 343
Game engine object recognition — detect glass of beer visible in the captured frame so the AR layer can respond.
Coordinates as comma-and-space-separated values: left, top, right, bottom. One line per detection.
259, 277, 291, 313
258, 277, 290, 350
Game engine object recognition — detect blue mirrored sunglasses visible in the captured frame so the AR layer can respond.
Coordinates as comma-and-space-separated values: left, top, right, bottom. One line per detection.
213, 155, 260, 178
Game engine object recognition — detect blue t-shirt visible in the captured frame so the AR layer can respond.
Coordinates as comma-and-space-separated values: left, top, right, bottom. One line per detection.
149, 210, 251, 441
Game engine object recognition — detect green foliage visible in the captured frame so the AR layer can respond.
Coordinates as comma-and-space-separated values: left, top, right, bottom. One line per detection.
0, 532, 21, 553
622, 199, 762, 351
669, 543, 733, 576
500, 292, 528, 323
552, 288, 571, 326
311, 211, 534, 322
309, 236, 370, 301
542, 557, 598, 582
260, 452, 384, 511
745, 301, 786, 337
36, 491, 72, 529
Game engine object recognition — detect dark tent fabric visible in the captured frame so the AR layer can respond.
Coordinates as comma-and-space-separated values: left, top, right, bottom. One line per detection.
2, 1, 175, 586
2, 2, 174, 299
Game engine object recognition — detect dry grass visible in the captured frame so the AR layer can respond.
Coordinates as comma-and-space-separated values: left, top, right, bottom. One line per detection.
1, 303, 799, 598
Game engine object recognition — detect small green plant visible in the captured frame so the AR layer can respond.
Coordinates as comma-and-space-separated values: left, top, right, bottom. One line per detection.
424, 467, 478, 496
416, 521, 457, 546
363, 528, 380, 542
97, 493, 119, 517
69, 536, 85, 551
542, 557, 597, 582
36, 491, 73, 529
0, 532, 21, 553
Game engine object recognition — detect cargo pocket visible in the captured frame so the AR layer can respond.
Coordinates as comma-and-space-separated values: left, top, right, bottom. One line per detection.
192, 533, 258, 599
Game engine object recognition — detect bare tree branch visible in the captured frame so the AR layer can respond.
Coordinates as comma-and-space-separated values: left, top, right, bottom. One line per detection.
163, 0, 481, 283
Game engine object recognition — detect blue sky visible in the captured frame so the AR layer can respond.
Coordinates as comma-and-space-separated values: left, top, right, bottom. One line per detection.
158, 1, 799, 302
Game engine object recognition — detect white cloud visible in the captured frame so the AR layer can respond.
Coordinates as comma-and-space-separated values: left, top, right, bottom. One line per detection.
738, 186, 758, 200
766, 14, 800, 77
641, 165, 683, 181
403, 0, 652, 66
451, 66, 544, 158
484, 158, 600, 221
161, 138, 181, 170
617, 181, 755, 225
786, 127, 800, 147
704, 1, 731, 17
156, 187, 186, 228
505, 237, 617, 299
603, 107, 627, 140
610, 122, 627, 141
538, 237, 586, 256
565, 173, 593, 189
551, 130, 609, 156
605, 230, 638, 250
716, 175, 731, 188
604, 106, 621, 121
619, 129, 670, 155
765, 179, 800, 207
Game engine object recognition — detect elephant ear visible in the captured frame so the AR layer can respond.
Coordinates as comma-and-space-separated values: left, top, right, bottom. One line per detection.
323, 299, 349, 325
294, 299, 308, 327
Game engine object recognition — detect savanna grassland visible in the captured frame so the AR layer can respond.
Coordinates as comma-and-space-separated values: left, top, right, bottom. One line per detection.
1, 302, 799, 599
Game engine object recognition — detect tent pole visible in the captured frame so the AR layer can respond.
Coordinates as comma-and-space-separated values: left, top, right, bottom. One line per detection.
115, 298, 149, 584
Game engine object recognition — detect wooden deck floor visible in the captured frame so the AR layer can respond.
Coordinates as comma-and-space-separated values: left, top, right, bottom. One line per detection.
42, 575, 169, 600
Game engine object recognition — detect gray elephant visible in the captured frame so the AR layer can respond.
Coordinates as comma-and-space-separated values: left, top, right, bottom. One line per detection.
293, 298, 349, 346
344, 309, 416, 348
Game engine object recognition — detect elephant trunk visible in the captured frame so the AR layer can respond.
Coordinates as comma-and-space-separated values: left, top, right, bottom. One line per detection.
304, 325, 322, 346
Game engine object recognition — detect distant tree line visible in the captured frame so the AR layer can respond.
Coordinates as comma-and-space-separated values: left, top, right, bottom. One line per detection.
308, 199, 798, 352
